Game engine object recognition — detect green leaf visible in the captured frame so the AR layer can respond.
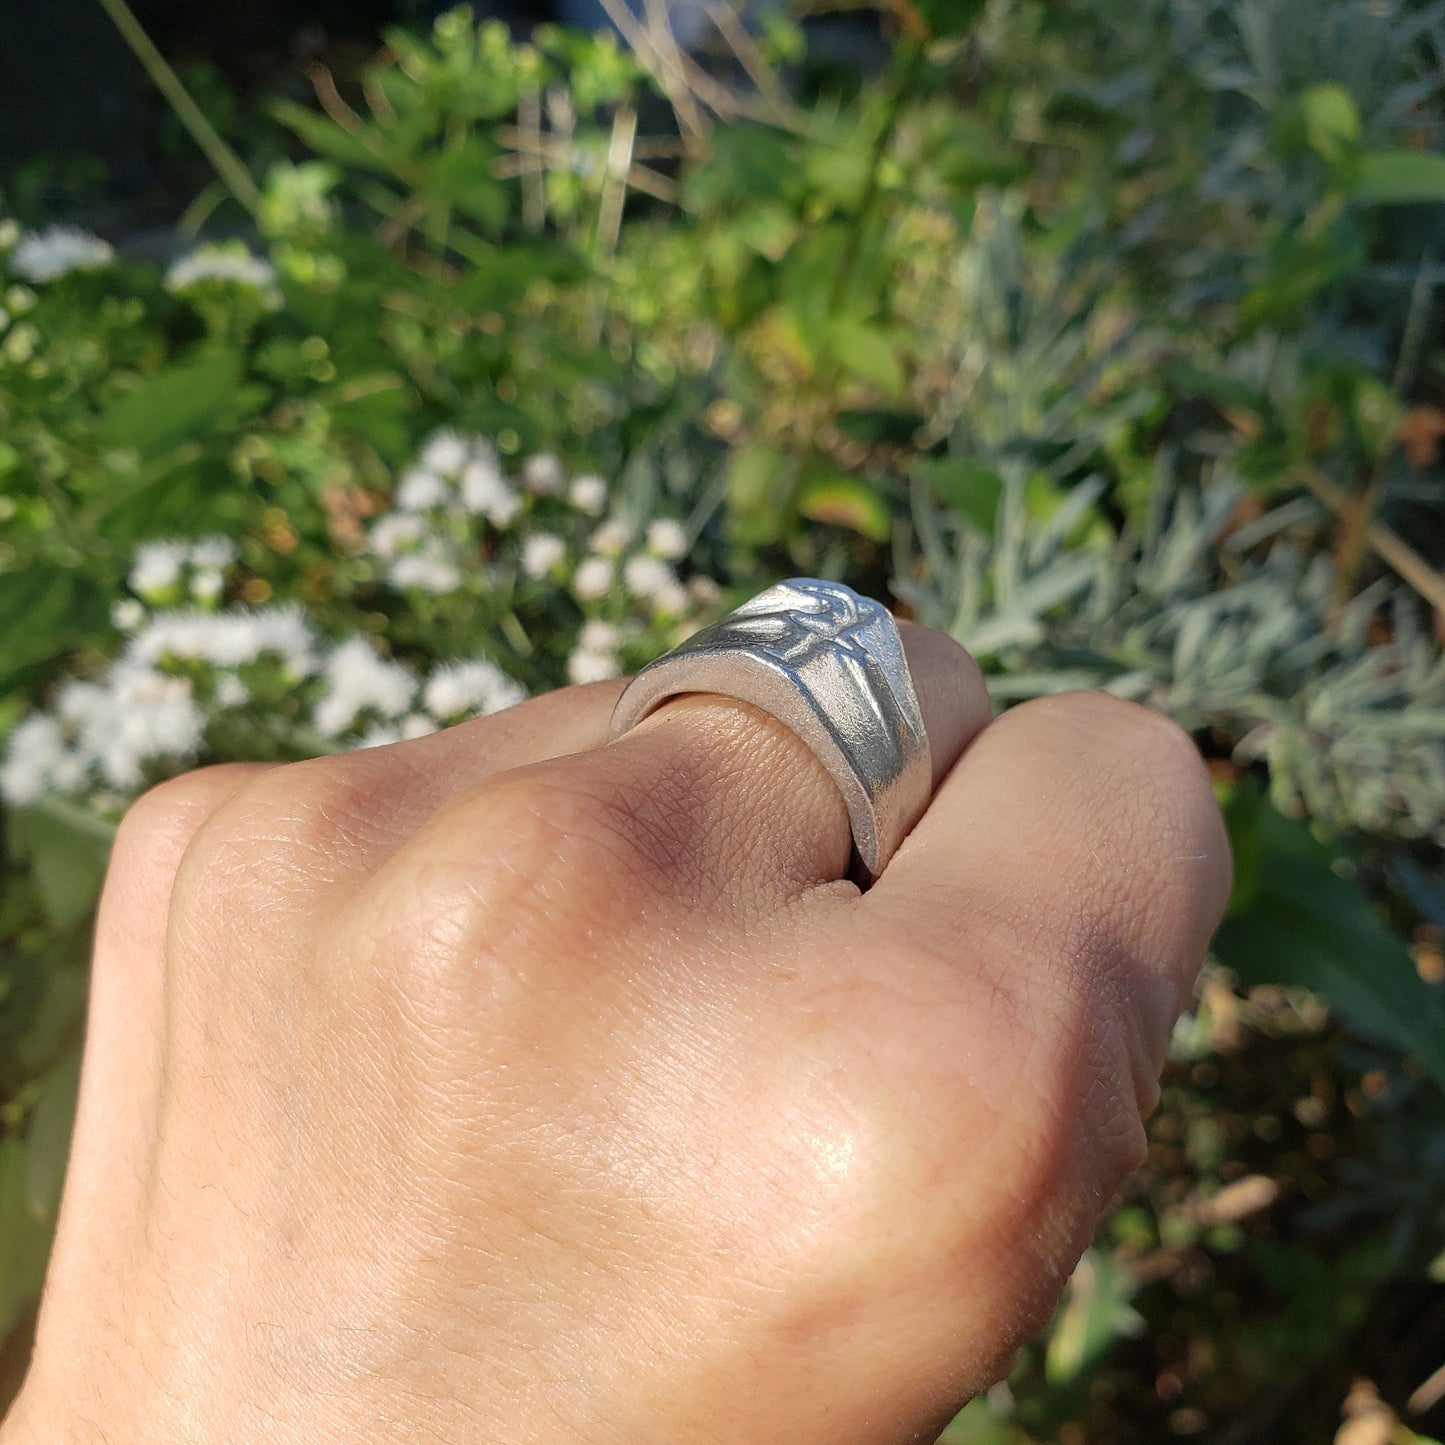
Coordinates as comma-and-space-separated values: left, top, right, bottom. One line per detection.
1045, 1249, 1143, 1387
0, 1137, 52, 1341
424, 138, 510, 231
24, 1049, 80, 1226
1215, 784, 1445, 1090
0, 569, 107, 694
912, 457, 1004, 536
329, 379, 414, 459
685, 125, 801, 211
1352, 149, 1445, 205
819, 317, 906, 398
835, 408, 925, 447
272, 101, 398, 177
725, 443, 794, 546
797, 477, 892, 542
98, 351, 244, 463
1273, 83, 1359, 167
913, 0, 987, 41
6, 798, 115, 931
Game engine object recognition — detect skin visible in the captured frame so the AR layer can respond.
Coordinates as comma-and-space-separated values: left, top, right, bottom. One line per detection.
1, 623, 1230, 1445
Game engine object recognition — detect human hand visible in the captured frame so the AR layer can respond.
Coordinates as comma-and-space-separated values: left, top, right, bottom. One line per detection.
4, 621, 1229, 1445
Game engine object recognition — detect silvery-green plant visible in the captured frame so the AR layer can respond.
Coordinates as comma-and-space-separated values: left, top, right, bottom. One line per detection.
900, 464, 1445, 843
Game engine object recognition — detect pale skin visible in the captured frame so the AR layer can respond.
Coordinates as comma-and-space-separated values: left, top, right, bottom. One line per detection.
2, 623, 1230, 1444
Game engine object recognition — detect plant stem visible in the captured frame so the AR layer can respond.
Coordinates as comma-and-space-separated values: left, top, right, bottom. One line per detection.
95, 0, 263, 220
1300, 464, 1445, 620
829, 38, 926, 315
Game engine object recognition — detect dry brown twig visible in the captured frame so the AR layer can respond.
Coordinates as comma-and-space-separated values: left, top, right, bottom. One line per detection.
1299, 464, 1445, 621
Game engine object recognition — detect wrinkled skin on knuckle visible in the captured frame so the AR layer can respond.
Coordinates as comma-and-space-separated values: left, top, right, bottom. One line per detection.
358, 764, 706, 1015
112, 764, 260, 886
170, 756, 389, 922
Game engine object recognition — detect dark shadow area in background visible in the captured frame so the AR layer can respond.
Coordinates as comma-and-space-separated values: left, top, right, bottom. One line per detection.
0, 0, 886, 239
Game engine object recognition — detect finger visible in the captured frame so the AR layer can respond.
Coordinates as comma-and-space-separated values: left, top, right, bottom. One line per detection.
871, 690, 1230, 1094
371, 622, 992, 948
48, 765, 271, 1290
610, 620, 991, 899
850, 692, 1230, 1390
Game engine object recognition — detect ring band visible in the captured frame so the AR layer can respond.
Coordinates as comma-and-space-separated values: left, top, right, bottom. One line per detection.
608, 578, 931, 883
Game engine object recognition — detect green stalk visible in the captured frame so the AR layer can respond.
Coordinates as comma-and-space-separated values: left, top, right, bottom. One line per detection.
95, 0, 263, 220
829, 38, 926, 315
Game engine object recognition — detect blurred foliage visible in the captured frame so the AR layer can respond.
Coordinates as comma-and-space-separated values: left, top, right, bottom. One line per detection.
2, 0, 1445, 1439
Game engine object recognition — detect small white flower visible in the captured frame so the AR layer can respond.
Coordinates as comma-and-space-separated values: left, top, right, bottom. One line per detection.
90, 664, 206, 789
400, 712, 437, 740
355, 723, 400, 750
522, 453, 565, 495
189, 536, 238, 570
0, 715, 70, 805
368, 512, 427, 561
419, 430, 471, 478
579, 619, 621, 653
245, 608, 319, 677
191, 569, 224, 604
126, 607, 317, 677
422, 659, 526, 720
622, 554, 677, 601
394, 468, 451, 512
129, 541, 188, 600
214, 674, 248, 708
55, 679, 107, 728
521, 532, 566, 580
590, 520, 632, 557
460, 456, 520, 528
567, 648, 621, 685
111, 599, 146, 631
688, 575, 723, 607
573, 555, 614, 601
568, 474, 607, 516
387, 549, 462, 595
11, 226, 113, 283
165, 243, 277, 293
313, 638, 416, 738
645, 519, 688, 560
48, 751, 90, 795
652, 579, 690, 616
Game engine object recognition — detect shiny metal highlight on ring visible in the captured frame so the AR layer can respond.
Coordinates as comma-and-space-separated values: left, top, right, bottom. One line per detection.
607, 577, 931, 884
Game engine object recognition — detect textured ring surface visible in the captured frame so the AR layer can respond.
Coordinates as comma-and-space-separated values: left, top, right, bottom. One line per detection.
607, 577, 931, 883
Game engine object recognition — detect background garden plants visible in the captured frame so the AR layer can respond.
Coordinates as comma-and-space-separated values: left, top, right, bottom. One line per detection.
2, 0, 1444, 1438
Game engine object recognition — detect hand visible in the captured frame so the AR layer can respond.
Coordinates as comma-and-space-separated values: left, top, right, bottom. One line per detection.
4, 624, 1229, 1445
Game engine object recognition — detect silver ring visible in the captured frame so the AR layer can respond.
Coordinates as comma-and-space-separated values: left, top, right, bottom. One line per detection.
608, 577, 931, 884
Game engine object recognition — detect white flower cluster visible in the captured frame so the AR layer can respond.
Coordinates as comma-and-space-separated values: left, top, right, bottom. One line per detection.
3, 438, 727, 812
1, 665, 205, 803
128, 536, 239, 607
1, 531, 531, 808
366, 431, 525, 594
165, 243, 278, 295
9, 225, 114, 283
364, 431, 723, 686
126, 606, 317, 679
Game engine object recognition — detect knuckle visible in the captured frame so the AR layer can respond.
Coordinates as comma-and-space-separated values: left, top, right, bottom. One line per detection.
111, 764, 268, 890
352, 762, 700, 1019
469, 758, 705, 903
173, 755, 389, 912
